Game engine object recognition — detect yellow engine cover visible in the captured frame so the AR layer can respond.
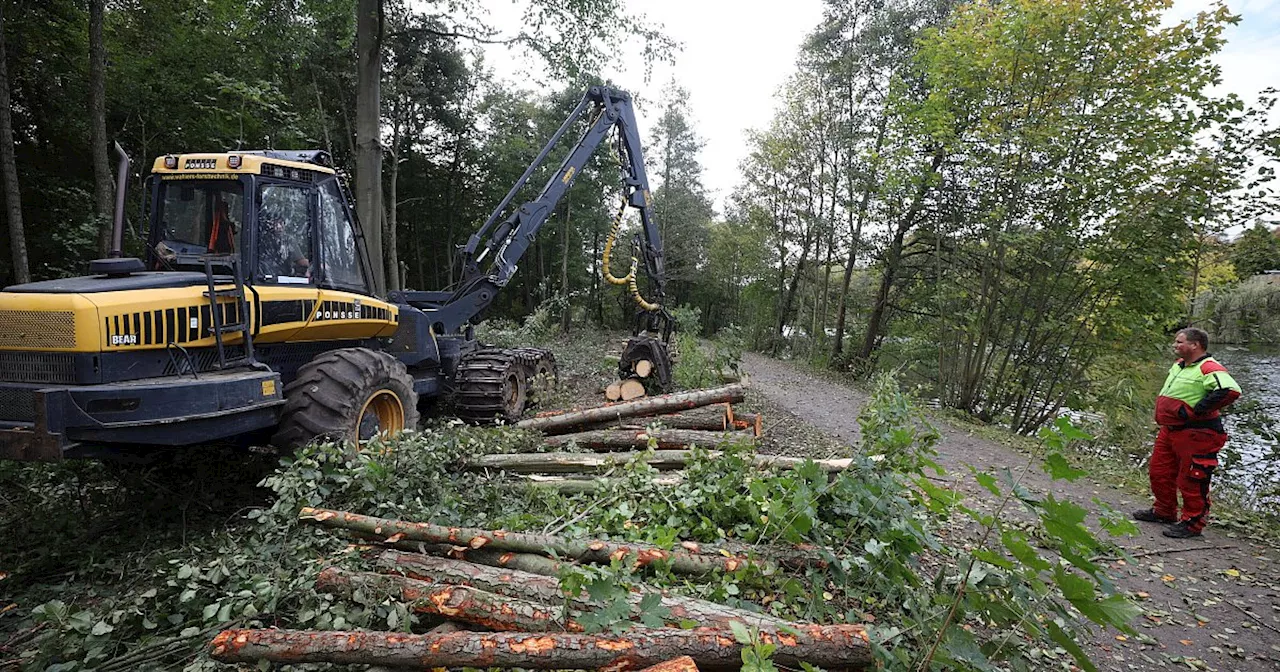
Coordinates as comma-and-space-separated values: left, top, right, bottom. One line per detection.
0, 283, 399, 353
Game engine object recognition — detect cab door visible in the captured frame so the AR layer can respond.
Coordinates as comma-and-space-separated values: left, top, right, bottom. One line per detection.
251, 180, 319, 343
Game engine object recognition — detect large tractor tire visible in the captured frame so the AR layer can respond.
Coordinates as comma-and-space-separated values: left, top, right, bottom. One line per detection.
512, 347, 557, 407
454, 348, 530, 424
272, 348, 419, 449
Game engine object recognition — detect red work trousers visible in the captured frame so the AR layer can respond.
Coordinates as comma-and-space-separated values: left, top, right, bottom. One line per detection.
1149, 426, 1226, 533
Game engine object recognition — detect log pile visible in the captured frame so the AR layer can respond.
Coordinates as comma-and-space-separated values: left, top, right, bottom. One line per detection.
207, 508, 874, 670
469, 384, 845, 491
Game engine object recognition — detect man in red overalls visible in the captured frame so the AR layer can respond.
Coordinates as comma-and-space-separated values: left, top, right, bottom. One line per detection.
1133, 328, 1241, 538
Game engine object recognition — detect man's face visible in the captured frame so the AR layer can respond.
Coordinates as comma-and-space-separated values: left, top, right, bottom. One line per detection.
1173, 333, 1200, 360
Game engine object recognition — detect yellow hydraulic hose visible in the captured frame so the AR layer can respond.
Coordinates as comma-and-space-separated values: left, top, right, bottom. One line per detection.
601, 137, 662, 312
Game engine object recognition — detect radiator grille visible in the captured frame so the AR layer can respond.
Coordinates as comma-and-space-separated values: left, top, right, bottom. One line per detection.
0, 310, 77, 348
162, 345, 246, 375
0, 387, 36, 422
0, 352, 77, 384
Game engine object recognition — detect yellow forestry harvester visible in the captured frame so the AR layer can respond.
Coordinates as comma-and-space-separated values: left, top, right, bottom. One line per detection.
0, 86, 673, 461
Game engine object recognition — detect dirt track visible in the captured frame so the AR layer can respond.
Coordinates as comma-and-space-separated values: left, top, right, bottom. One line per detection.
743, 352, 1280, 671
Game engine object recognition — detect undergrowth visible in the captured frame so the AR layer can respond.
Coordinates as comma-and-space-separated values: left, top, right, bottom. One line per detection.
1, 374, 1141, 671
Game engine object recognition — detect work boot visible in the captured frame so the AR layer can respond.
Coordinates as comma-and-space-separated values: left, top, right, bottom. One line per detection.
1162, 521, 1202, 539
1132, 508, 1176, 524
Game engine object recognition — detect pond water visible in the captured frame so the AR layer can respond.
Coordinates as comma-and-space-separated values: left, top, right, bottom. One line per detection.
1216, 343, 1280, 509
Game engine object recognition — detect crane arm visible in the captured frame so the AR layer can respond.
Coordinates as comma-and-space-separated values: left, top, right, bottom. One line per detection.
404, 86, 666, 336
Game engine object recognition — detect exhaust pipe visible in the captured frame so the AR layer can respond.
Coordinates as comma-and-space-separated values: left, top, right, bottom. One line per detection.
110, 141, 130, 258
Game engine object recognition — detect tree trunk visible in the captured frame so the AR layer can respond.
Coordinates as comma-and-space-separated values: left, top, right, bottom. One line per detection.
385, 108, 402, 292
316, 567, 579, 632
209, 625, 874, 670
376, 551, 792, 630
856, 150, 944, 363
299, 507, 760, 575
0, 3, 28, 284
542, 428, 755, 452
516, 384, 745, 434
561, 199, 571, 333
833, 116, 886, 363
89, 0, 112, 257
466, 450, 850, 475
355, 0, 385, 295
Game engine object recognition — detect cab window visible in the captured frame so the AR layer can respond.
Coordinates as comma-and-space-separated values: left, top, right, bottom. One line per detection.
257, 184, 313, 283
317, 180, 367, 292
157, 180, 243, 255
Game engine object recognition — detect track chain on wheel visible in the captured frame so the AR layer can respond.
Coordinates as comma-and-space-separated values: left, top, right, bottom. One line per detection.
453, 348, 529, 424
510, 347, 558, 407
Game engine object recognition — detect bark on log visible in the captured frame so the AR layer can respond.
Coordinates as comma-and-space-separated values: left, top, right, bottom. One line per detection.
606, 381, 622, 402
316, 567, 580, 632
522, 474, 685, 494
619, 378, 646, 401
634, 359, 653, 378
543, 429, 755, 452
300, 507, 760, 575
517, 384, 746, 434
376, 551, 791, 630
577, 405, 732, 433
209, 625, 873, 671
466, 451, 851, 475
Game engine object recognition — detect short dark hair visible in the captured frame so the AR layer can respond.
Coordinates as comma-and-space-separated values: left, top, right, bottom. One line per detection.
1178, 327, 1209, 350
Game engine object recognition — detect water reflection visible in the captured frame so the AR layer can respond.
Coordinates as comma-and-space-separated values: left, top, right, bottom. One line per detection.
1217, 343, 1280, 511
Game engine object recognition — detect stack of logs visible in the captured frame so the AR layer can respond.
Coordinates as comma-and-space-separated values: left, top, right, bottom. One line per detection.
607, 357, 656, 401
207, 507, 874, 670
463, 384, 850, 493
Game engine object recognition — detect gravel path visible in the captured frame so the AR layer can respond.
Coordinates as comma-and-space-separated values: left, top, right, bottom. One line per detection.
744, 352, 1280, 671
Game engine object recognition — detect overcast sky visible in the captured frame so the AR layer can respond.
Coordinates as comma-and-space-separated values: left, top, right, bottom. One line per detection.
485, 1, 1278, 215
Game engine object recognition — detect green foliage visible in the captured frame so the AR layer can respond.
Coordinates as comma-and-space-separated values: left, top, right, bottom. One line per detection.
3, 425, 540, 670
1230, 223, 1280, 279
1197, 272, 1280, 344
669, 307, 744, 389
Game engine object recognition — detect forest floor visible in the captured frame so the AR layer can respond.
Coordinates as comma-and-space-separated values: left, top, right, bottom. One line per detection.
740, 351, 1280, 672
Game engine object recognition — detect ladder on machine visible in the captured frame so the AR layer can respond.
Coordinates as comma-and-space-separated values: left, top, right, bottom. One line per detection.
202, 255, 256, 369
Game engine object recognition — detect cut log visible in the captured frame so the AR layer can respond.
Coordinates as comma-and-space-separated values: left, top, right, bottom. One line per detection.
731, 412, 763, 437
209, 625, 874, 670
576, 405, 731, 433
316, 567, 580, 632
522, 473, 685, 494
465, 450, 851, 475
300, 507, 761, 575
606, 381, 623, 402
376, 551, 792, 630
543, 429, 755, 452
517, 384, 746, 434
634, 359, 653, 378
639, 657, 699, 672
619, 378, 646, 401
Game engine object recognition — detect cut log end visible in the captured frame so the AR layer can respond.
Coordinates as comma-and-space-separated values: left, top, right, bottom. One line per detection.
619, 378, 646, 401
606, 381, 623, 402
634, 359, 653, 378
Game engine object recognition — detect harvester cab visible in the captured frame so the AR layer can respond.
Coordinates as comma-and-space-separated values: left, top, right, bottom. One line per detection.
0, 86, 672, 462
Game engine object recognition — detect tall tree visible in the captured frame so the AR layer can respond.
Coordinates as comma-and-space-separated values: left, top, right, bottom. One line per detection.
356, 0, 386, 295
0, 0, 27, 284
89, 0, 111, 256
648, 83, 712, 309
